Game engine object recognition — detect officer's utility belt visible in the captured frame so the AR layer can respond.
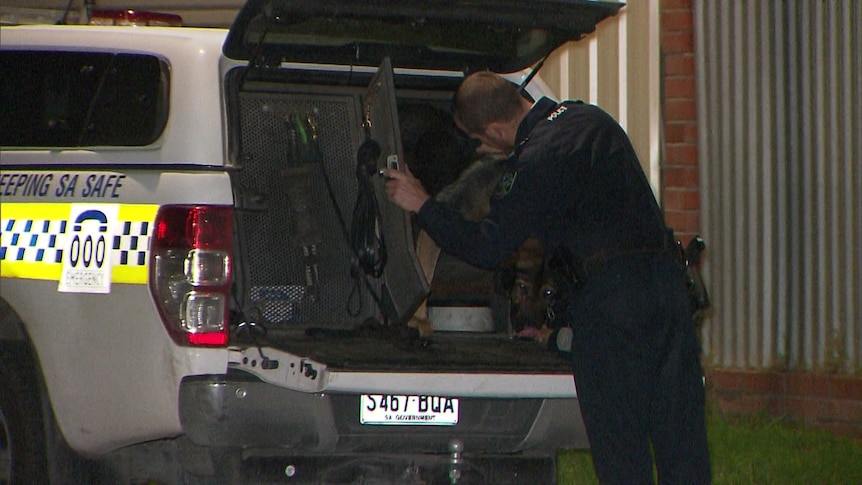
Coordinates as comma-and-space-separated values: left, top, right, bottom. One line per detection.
548, 244, 684, 297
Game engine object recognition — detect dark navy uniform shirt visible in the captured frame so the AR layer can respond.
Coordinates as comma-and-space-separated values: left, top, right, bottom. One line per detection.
417, 97, 669, 270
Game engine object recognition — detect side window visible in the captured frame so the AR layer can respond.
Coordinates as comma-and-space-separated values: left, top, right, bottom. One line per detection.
0, 51, 169, 148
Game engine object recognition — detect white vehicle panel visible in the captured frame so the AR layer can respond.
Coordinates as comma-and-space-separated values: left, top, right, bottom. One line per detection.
0, 170, 235, 453
0, 26, 228, 167
2, 279, 228, 453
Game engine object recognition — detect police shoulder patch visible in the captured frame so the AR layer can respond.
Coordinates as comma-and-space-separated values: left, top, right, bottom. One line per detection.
494, 170, 517, 198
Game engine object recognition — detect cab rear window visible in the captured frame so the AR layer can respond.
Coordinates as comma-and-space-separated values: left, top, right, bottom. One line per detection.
0, 51, 169, 148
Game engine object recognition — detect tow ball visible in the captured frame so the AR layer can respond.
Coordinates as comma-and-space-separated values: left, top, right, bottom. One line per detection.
448, 438, 465, 484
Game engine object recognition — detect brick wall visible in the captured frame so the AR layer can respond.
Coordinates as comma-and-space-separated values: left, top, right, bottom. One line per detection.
660, 0, 862, 438
708, 369, 862, 438
660, 0, 699, 244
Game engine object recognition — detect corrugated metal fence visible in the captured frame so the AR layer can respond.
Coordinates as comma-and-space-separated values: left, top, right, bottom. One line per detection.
543, 1, 663, 197
695, 1, 862, 373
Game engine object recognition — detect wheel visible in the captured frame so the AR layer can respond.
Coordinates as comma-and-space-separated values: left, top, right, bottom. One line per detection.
0, 342, 49, 484
0, 403, 12, 484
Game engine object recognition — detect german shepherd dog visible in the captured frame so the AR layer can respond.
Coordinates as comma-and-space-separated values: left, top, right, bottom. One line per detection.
408, 154, 557, 342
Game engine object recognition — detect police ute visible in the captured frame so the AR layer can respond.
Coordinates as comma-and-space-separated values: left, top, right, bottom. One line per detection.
0, 1, 623, 482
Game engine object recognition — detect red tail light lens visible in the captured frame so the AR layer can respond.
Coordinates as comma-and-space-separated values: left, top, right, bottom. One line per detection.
149, 205, 233, 346
89, 9, 183, 27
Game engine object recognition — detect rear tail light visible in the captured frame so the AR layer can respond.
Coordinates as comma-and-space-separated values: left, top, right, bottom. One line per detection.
89, 9, 183, 27
149, 205, 233, 346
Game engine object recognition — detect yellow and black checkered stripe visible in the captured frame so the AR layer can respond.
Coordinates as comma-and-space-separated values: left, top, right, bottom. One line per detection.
0, 203, 159, 284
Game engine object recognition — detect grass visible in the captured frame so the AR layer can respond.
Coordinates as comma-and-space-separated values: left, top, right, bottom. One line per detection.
557, 410, 862, 484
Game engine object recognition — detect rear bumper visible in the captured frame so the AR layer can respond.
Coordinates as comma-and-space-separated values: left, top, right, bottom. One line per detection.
178, 372, 590, 455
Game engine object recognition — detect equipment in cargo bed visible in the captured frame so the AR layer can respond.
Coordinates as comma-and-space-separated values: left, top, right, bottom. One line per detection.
231, 60, 427, 331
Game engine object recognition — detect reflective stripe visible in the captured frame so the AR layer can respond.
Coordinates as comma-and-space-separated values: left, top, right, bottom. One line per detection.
0, 261, 61, 281
0, 202, 158, 284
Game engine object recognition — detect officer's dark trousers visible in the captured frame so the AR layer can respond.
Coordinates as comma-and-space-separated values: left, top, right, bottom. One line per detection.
567, 252, 711, 484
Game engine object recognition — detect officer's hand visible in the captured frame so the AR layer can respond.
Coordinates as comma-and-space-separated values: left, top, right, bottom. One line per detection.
383, 163, 429, 213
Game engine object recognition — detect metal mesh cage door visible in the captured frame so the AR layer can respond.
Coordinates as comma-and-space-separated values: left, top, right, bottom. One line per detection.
362, 57, 430, 326
234, 91, 374, 328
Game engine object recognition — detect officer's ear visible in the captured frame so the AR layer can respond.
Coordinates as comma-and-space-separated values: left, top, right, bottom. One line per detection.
483, 121, 509, 144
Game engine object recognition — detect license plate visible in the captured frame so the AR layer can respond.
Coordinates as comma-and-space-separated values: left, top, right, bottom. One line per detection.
360, 394, 459, 426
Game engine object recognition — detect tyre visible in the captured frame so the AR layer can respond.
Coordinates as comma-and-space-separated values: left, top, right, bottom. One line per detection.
0, 342, 49, 484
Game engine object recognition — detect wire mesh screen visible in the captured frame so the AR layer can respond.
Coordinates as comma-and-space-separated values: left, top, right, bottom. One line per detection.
234, 91, 373, 327
363, 59, 430, 326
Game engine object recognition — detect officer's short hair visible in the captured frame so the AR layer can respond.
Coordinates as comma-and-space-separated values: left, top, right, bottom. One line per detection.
453, 72, 524, 135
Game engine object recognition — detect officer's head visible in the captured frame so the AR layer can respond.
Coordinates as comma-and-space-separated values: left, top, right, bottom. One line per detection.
453, 72, 531, 155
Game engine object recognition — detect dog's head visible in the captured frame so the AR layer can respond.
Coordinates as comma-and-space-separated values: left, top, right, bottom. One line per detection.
504, 238, 558, 333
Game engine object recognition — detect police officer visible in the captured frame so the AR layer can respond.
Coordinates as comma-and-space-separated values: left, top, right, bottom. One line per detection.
385, 71, 710, 484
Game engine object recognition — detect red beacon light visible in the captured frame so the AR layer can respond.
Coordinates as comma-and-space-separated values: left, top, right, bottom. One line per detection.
88, 9, 182, 27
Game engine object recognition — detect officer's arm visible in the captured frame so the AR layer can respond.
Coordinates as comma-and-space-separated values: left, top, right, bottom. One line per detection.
417, 199, 521, 270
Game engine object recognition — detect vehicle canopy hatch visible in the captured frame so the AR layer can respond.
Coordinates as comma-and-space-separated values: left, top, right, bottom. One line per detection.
224, 0, 624, 73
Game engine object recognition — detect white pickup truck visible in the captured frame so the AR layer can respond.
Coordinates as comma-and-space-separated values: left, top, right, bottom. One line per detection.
0, 1, 622, 482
